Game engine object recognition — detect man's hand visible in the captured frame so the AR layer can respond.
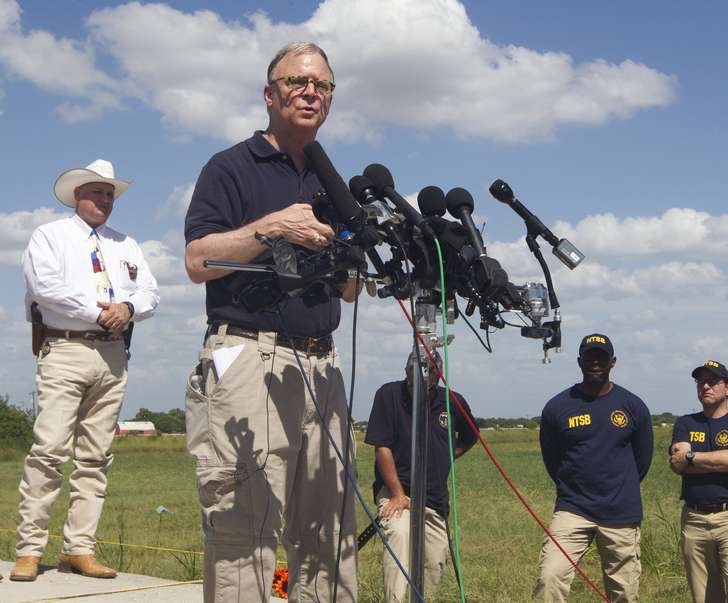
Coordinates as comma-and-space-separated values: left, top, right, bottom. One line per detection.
97, 302, 131, 337
381, 493, 410, 519
670, 441, 691, 474
268, 203, 334, 250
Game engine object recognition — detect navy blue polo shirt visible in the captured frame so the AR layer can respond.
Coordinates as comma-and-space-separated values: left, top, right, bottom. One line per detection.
539, 383, 654, 524
672, 412, 728, 504
184, 131, 341, 337
364, 380, 478, 518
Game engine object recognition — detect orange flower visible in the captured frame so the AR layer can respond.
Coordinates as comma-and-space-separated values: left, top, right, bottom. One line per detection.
272, 566, 289, 599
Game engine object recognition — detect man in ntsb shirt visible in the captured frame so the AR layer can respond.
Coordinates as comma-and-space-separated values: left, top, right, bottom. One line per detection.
671, 360, 728, 603
533, 333, 654, 602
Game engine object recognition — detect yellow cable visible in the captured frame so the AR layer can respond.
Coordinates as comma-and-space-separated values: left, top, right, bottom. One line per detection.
18, 579, 203, 603
0, 527, 288, 565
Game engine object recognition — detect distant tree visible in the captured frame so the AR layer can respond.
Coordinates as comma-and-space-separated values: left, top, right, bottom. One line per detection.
131, 408, 186, 433
0, 394, 34, 451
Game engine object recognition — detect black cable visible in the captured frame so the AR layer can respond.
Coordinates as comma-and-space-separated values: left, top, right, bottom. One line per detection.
274, 306, 426, 603
457, 302, 492, 353
332, 269, 360, 603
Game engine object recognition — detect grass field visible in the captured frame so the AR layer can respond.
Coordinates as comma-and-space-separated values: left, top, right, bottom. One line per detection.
0, 428, 689, 602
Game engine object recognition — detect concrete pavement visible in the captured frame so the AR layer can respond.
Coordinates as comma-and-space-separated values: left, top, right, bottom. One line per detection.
0, 560, 286, 602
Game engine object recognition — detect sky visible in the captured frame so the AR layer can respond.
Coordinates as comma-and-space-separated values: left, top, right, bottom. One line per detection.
0, 0, 726, 421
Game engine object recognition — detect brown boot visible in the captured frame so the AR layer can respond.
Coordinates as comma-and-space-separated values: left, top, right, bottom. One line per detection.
58, 554, 117, 579
10, 556, 41, 581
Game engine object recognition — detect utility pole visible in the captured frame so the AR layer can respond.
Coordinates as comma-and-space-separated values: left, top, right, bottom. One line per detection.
28, 390, 37, 418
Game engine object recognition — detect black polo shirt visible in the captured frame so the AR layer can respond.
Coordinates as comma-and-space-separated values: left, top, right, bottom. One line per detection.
184, 131, 341, 337
673, 412, 728, 505
365, 380, 478, 518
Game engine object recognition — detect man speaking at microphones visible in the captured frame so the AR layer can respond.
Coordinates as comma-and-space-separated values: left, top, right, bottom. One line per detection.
184, 43, 358, 602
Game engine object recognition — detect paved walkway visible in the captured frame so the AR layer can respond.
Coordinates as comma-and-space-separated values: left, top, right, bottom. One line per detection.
0, 560, 285, 603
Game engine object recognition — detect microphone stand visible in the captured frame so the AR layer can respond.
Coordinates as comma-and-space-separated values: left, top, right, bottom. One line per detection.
408, 290, 444, 602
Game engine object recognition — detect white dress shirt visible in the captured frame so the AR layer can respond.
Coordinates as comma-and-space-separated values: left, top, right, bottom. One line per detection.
23, 214, 160, 331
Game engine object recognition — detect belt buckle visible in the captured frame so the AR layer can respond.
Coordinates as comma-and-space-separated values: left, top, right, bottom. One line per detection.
82, 331, 96, 341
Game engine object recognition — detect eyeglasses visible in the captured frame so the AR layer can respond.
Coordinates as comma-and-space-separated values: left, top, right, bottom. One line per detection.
271, 75, 335, 96
695, 377, 725, 388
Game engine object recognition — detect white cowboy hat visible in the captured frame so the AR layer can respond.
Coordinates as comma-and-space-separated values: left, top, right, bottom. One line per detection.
53, 159, 131, 208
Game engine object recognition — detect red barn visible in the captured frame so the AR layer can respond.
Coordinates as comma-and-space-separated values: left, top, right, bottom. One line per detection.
114, 421, 158, 436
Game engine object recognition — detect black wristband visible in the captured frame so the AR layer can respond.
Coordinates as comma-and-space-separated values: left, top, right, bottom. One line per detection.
123, 301, 135, 319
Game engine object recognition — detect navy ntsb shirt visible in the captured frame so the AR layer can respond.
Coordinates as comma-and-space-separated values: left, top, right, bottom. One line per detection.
672, 412, 728, 505
184, 131, 341, 337
364, 380, 478, 518
539, 383, 654, 524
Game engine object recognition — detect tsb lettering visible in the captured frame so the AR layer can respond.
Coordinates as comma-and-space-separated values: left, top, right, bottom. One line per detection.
689, 431, 706, 443
568, 414, 591, 428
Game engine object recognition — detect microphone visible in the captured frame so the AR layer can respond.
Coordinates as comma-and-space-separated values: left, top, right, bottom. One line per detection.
445, 187, 509, 296
417, 186, 446, 217
303, 141, 366, 232
363, 163, 435, 239
489, 179, 584, 270
445, 187, 486, 255
349, 175, 379, 206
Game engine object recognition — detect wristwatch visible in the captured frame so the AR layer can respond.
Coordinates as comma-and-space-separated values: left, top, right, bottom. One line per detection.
122, 301, 135, 320
686, 451, 695, 466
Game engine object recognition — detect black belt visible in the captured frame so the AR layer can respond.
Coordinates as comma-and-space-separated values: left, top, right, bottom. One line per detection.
44, 327, 121, 342
686, 503, 728, 514
207, 323, 333, 357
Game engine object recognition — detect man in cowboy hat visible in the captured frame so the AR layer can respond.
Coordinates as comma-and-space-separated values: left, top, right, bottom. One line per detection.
184, 42, 360, 602
670, 360, 728, 602
10, 159, 159, 582
534, 333, 654, 602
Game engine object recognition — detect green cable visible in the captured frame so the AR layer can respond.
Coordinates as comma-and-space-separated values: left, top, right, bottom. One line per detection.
433, 238, 466, 603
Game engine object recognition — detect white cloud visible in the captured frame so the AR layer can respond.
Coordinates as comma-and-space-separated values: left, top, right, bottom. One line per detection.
139, 239, 185, 284
0, 0, 121, 121
0, 207, 69, 265
157, 182, 195, 219
555, 208, 728, 258
0, 0, 675, 143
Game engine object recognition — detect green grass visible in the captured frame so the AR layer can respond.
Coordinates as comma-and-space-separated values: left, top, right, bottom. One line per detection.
0, 428, 689, 601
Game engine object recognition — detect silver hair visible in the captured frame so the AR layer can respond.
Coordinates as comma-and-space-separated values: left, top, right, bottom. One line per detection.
266, 42, 334, 83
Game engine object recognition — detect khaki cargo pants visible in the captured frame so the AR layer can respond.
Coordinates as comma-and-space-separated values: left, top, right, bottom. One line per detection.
186, 328, 357, 603
16, 338, 127, 557
680, 506, 728, 603
533, 510, 641, 602
376, 486, 449, 603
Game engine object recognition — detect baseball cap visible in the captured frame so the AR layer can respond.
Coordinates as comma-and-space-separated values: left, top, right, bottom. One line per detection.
578, 333, 614, 357
691, 360, 728, 381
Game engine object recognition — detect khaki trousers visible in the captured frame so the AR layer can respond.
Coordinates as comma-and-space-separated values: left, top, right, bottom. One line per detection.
186, 329, 357, 603
376, 487, 450, 603
533, 510, 641, 603
680, 506, 728, 603
16, 337, 127, 557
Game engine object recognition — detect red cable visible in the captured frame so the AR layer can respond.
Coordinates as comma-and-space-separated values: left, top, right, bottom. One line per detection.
397, 300, 611, 603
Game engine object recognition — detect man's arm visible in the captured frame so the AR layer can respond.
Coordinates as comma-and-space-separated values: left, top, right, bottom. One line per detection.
539, 411, 561, 483
23, 229, 101, 324
374, 446, 410, 519
671, 447, 728, 474
631, 401, 654, 480
185, 203, 335, 283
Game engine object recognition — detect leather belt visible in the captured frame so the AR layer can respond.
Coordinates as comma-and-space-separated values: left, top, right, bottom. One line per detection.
44, 327, 120, 342
686, 502, 728, 514
207, 323, 333, 357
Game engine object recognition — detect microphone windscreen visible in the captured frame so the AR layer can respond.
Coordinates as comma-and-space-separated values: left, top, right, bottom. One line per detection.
489, 179, 514, 204
363, 163, 395, 192
349, 175, 378, 204
417, 186, 446, 217
303, 141, 364, 227
445, 187, 474, 216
